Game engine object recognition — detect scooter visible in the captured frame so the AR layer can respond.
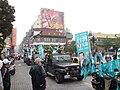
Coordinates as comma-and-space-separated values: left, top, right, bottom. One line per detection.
91, 72, 117, 90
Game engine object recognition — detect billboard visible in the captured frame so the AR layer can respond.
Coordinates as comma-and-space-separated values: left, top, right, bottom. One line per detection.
5, 36, 11, 47
75, 31, 91, 58
12, 28, 17, 46
41, 8, 64, 30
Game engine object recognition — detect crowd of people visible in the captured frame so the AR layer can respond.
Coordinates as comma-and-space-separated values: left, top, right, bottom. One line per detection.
0, 48, 119, 90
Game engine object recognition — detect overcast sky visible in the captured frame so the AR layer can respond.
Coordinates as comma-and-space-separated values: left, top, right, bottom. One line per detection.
8, 0, 120, 45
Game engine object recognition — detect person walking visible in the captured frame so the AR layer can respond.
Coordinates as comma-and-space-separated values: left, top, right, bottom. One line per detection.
104, 55, 114, 90
0, 60, 3, 90
1, 58, 11, 90
29, 58, 46, 90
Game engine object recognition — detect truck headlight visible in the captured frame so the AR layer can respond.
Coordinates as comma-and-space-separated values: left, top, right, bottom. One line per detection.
115, 71, 119, 76
77, 66, 80, 69
117, 77, 120, 82
65, 67, 69, 70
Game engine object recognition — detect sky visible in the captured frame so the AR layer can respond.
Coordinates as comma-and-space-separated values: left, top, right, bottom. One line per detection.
8, 0, 120, 45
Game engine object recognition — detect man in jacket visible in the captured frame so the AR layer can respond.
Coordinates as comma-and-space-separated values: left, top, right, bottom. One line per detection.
29, 58, 46, 90
104, 55, 114, 90
1, 58, 11, 90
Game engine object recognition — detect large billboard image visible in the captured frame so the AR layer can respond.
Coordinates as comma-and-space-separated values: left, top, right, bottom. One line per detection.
41, 8, 64, 30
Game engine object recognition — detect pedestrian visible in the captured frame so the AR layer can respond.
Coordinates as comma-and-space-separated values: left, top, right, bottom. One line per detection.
104, 55, 114, 90
29, 58, 46, 90
0, 60, 3, 90
1, 58, 11, 90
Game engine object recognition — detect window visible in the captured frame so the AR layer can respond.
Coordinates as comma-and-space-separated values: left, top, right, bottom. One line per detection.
52, 38, 57, 42
44, 38, 50, 42
60, 39, 64, 43
48, 33, 50, 35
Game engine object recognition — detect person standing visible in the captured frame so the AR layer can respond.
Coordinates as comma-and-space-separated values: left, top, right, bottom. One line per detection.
1, 59, 11, 90
104, 55, 114, 90
0, 60, 3, 90
29, 58, 46, 90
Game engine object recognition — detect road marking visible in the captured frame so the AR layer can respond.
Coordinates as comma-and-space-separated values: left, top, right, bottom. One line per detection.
81, 81, 92, 88
18, 64, 21, 66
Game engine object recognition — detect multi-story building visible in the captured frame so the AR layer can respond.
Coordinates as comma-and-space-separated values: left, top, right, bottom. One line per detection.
28, 8, 73, 47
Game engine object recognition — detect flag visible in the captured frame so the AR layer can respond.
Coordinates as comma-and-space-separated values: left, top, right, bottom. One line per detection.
50, 46, 54, 52
91, 64, 96, 74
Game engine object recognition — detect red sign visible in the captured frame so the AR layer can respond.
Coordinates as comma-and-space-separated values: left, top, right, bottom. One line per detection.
41, 8, 64, 30
12, 28, 17, 46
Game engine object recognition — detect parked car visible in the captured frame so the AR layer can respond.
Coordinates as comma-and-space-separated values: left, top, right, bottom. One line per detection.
45, 53, 83, 83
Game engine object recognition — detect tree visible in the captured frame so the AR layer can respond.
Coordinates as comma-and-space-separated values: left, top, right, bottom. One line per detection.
64, 41, 77, 54
102, 37, 113, 51
0, 0, 15, 57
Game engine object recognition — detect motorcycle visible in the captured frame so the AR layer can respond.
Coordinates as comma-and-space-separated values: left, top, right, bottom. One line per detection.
9, 58, 16, 75
26, 54, 32, 66
91, 72, 117, 90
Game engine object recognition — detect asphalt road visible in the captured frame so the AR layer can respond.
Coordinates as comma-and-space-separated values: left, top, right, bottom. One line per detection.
11, 60, 94, 90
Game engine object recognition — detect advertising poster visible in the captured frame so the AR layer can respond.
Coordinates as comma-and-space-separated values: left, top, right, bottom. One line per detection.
12, 28, 17, 46
41, 8, 64, 30
75, 31, 91, 58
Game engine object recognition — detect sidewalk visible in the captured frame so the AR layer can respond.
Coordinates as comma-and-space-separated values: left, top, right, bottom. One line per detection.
11, 60, 32, 90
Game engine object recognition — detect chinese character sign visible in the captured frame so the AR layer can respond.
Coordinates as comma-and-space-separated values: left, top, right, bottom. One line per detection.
75, 31, 91, 58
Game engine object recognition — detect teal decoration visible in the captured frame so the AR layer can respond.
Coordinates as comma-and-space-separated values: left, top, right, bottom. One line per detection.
91, 64, 96, 74
56, 45, 60, 52
99, 52, 103, 64
94, 54, 97, 64
80, 66, 88, 80
50, 46, 54, 52
97, 64, 106, 78
83, 66, 88, 80
86, 55, 92, 74
105, 60, 115, 78
80, 67, 84, 76
38, 45, 45, 59
75, 31, 92, 80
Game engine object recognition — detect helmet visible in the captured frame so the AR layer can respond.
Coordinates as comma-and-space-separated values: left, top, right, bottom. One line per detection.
105, 55, 111, 60
2, 59, 10, 64
34, 58, 43, 63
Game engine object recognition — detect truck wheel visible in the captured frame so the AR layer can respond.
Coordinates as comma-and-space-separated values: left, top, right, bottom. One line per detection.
77, 75, 84, 80
55, 72, 63, 83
